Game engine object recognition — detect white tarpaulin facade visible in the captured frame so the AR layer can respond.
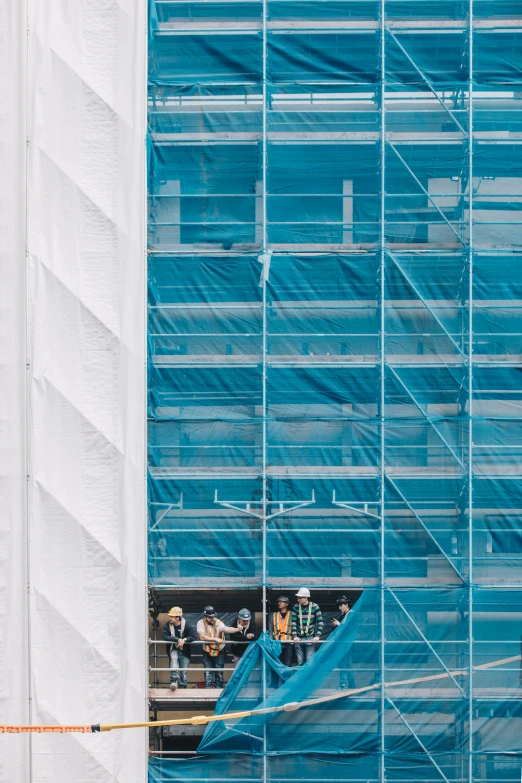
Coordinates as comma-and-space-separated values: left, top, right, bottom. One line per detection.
0, 1, 147, 781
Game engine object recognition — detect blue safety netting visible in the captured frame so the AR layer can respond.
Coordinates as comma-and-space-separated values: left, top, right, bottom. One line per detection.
148, 0, 522, 779
197, 589, 377, 755
150, 588, 522, 779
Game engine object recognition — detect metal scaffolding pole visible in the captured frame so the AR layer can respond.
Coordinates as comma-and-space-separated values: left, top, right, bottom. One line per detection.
261, 0, 268, 779
387, 477, 465, 582
385, 28, 467, 136
387, 587, 465, 693
387, 696, 453, 783
468, 3, 474, 782
380, 1, 386, 780
387, 364, 466, 471
387, 144, 465, 246
385, 250, 466, 356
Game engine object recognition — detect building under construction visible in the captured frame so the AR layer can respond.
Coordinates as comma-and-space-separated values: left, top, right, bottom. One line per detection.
3, 1, 522, 782
147, 1, 522, 782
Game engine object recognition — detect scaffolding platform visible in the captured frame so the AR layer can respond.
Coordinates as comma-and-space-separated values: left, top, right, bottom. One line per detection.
149, 688, 223, 706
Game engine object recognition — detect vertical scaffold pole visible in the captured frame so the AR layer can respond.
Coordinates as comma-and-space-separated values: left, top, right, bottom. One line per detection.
261, 0, 268, 778
26, 0, 33, 778
380, 1, 386, 782
468, 2, 474, 782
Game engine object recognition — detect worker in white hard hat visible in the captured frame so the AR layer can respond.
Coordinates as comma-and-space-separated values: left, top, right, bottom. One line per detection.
291, 588, 323, 665
162, 607, 197, 690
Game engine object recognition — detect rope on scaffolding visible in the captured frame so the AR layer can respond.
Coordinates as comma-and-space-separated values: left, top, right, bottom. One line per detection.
0, 653, 519, 734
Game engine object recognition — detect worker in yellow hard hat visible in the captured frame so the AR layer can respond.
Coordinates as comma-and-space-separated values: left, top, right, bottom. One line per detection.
162, 607, 197, 690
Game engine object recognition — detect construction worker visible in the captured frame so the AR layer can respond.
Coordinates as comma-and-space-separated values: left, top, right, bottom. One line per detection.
162, 607, 197, 690
331, 595, 355, 690
229, 608, 258, 666
269, 595, 293, 667
292, 587, 323, 665
196, 606, 240, 688
331, 595, 350, 629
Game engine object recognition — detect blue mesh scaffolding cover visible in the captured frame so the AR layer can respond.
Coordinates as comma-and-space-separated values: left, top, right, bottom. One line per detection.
149, 754, 379, 783
148, 1, 522, 781
149, 755, 263, 783
150, 588, 522, 781
198, 589, 379, 755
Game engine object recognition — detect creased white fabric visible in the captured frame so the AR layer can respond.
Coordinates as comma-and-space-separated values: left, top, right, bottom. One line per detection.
0, 0, 30, 779
26, 1, 147, 781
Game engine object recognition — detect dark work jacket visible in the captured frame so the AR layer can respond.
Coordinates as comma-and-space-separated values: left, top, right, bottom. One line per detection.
331, 610, 351, 630
229, 617, 258, 659
162, 620, 197, 659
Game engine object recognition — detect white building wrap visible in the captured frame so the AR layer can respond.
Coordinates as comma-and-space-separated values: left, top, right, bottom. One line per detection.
0, 2, 147, 781
0, 0, 30, 780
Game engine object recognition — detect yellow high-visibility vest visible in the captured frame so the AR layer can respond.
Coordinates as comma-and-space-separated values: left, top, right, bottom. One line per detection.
298, 602, 313, 637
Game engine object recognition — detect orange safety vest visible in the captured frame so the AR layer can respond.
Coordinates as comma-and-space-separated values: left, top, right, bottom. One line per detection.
202, 618, 225, 657
272, 611, 292, 641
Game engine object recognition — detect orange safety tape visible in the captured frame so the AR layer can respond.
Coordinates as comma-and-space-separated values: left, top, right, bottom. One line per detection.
0, 726, 92, 734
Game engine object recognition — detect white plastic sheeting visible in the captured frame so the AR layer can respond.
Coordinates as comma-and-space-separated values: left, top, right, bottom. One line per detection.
0, 1, 147, 781
0, 0, 30, 780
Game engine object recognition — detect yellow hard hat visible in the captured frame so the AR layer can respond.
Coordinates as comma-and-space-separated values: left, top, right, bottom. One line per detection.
168, 606, 183, 617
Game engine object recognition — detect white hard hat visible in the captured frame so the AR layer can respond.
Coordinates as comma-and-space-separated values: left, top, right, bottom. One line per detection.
295, 587, 310, 598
